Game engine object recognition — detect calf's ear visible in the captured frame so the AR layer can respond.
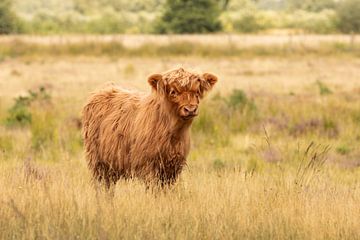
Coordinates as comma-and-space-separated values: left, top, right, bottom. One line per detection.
200, 73, 218, 94
148, 74, 165, 93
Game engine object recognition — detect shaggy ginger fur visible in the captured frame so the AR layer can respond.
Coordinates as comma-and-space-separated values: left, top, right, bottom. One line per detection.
82, 68, 217, 187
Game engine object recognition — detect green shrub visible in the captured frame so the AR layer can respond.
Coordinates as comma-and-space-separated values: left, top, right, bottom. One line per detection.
337, 0, 360, 33
25, 13, 60, 34
228, 89, 256, 111
233, 11, 271, 33
287, 0, 336, 12
85, 12, 128, 34
285, 10, 338, 34
26, 11, 129, 34
154, 0, 222, 33
0, 0, 23, 34
234, 13, 261, 33
5, 87, 51, 127
5, 96, 32, 126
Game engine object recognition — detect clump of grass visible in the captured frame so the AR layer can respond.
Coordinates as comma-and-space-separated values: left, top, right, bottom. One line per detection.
192, 107, 217, 134
212, 158, 226, 171
246, 157, 264, 173
316, 80, 332, 95
322, 117, 339, 138
290, 117, 339, 138
351, 111, 360, 124
336, 144, 351, 155
192, 106, 230, 147
30, 109, 58, 151
23, 157, 47, 181
226, 89, 258, 132
5, 95, 32, 126
294, 142, 330, 188
193, 89, 259, 146
261, 126, 283, 163
0, 135, 13, 160
228, 89, 255, 110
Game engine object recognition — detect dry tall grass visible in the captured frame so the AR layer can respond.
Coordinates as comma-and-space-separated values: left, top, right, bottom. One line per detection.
1, 155, 359, 239
0, 34, 359, 48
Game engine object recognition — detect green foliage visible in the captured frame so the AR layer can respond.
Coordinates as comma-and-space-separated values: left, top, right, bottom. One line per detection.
5, 96, 32, 126
316, 80, 332, 95
336, 144, 351, 155
0, 0, 23, 34
233, 11, 268, 33
322, 117, 338, 135
26, 11, 128, 34
285, 10, 338, 34
155, 0, 222, 33
4, 86, 82, 159
85, 12, 128, 34
5, 87, 50, 127
228, 89, 257, 113
212, 158, 226, 171
287, 0, 336, 12
16, 0, 158, 34
337, 0, 360, 33
227, 8, 338, 34
7, 0, 359, 34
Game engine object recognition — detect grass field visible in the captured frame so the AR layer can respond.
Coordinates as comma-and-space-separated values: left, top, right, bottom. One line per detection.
0, 35, 360, 239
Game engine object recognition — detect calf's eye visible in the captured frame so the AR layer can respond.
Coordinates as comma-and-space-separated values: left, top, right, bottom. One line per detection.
170, 89, 177, 97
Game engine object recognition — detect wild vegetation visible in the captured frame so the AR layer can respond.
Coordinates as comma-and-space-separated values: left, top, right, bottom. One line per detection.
0, 0, 359, 34
0, 35, 359, 59
0, 35, 359, 239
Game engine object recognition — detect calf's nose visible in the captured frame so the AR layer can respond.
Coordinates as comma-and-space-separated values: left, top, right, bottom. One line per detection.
184, 105, 198, 115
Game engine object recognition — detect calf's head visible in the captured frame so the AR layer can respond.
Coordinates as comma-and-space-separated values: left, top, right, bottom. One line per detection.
148, 68, 218, 121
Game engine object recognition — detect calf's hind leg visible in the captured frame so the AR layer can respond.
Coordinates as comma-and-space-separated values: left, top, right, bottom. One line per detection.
92, 162, 121, 190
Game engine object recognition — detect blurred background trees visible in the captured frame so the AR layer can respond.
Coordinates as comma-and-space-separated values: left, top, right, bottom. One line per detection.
154, 0, 222, 33
0, 0, 23, 34
2, 0, 360, 34
337, 0, 360, 33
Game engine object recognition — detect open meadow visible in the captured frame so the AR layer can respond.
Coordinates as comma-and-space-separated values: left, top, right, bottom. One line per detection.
0, 35, 360, 239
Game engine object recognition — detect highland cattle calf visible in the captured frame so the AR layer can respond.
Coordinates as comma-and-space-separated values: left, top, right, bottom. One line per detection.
82, 68, 217, 188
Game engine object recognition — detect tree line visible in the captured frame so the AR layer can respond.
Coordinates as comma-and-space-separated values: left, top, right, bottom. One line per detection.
1, 0, 359, 34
